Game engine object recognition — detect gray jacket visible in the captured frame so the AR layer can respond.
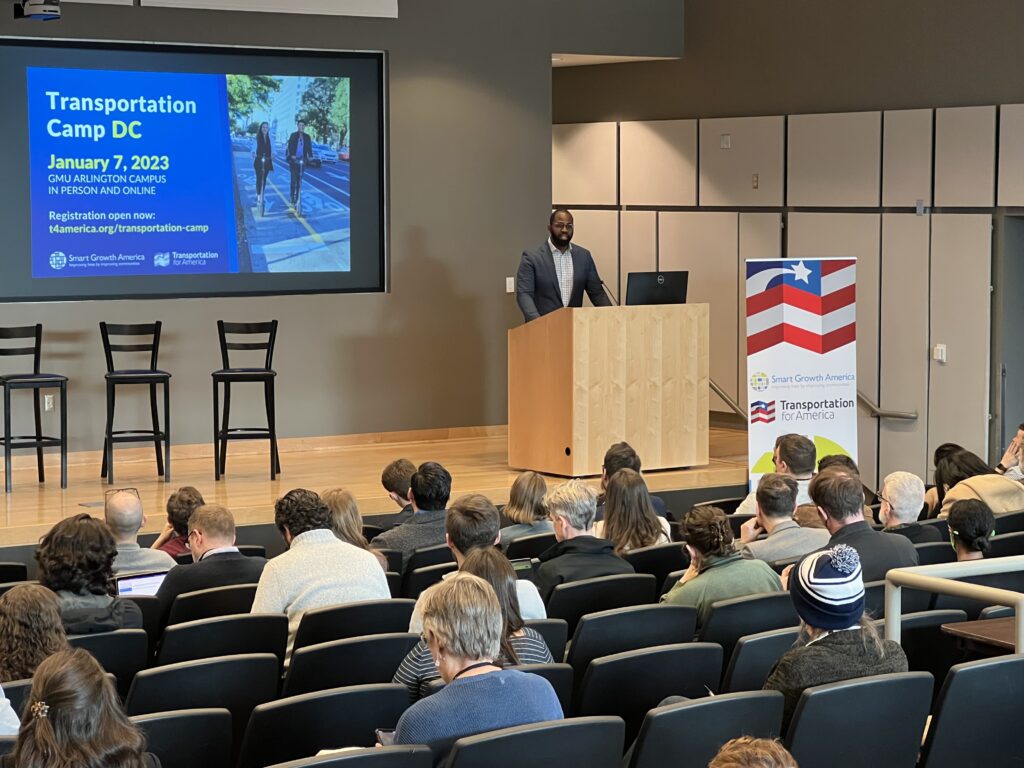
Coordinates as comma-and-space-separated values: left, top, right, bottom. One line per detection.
370, 509, 449, 572
515, 242, 611, 321
741, 520, 830, 564
113, 542, 177, 575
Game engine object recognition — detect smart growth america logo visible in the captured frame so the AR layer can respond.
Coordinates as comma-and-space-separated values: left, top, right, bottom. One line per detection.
750, 400, 776, 424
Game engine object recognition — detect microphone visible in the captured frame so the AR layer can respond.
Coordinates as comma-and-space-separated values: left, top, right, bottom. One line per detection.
601, 280, 620, 306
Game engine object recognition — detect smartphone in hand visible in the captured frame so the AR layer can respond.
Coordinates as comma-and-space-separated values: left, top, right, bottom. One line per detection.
375, 729, 396, 747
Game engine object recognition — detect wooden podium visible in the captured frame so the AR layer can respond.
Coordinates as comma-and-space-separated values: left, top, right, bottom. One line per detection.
508, 305, 710, 477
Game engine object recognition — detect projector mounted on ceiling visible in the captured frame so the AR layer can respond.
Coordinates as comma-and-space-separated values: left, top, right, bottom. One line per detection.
15, 0, 60, 20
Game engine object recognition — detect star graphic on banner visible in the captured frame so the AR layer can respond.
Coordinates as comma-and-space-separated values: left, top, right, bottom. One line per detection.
792, 260, 811, 283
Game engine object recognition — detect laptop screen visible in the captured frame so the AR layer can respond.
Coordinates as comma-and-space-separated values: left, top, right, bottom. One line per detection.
116, 571, 167, 597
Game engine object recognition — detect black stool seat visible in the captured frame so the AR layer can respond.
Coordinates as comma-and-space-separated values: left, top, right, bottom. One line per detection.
0, 372, 68, 384
105, 369, 172, 381
213, 368, 277, 380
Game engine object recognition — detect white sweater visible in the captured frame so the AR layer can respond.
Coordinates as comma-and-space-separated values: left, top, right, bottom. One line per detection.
251, 528, 391, 657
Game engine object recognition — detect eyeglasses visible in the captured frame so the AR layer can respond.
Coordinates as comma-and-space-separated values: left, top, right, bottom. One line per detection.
876, 492, 892, 507
104, 487, 140, 499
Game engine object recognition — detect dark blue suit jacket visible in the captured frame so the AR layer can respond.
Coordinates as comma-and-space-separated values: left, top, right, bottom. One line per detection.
516, 241, 611, 322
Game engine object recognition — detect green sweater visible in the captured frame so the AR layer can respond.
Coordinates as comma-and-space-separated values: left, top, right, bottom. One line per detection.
661, 551, 783, 628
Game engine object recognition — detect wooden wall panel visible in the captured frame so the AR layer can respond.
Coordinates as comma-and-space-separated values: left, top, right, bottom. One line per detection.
620, 120, 697, 206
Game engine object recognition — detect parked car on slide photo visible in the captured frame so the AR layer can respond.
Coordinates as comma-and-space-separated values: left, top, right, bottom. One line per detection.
310, 143, 338, 167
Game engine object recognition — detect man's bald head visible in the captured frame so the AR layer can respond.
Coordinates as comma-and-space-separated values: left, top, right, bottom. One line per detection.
104, 490, 144, 543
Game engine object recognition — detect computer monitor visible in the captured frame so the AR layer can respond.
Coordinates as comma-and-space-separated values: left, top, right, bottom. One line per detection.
116, 571, 168, 597
625, 271, 689, 306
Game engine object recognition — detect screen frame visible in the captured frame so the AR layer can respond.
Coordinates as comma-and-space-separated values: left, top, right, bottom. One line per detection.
0, 35, 389, 303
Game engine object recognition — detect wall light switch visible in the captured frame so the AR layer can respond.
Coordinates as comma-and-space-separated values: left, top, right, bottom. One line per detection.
720, 133, 732, 149
932, 343, 947, 363
505, 276, 515, 293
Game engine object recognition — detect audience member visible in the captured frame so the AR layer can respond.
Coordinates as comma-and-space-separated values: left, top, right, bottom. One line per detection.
736, 435, 816, 516
739, 474, 829, 563
709, 737, 799, 768
925, 442, 964, 514
594, 442, 668, 521
661, 506, 781, 628
36, 514, 143, 634
393, 575, 562, 764
151, 486, 205, 558
534, 479, 634, 601
0, 648, 160, 768
948, 499, 996, 561
156, 504, 267, 624
805, 468, 918, 582
395, 547, 553, 701
594, 468, 671, 553
792, 504, 826, 530
371, 462, 452, 572
104, 489, 176, 575
322, 487, 388, 570
499, 471, 553, 548
408, 494, 545, 633
879, 471, 940, 543
0, 687, 15, 737
995, 423, 1024, 482
382, 458, 418, 526
252, 489, 390, 658
764, 545, 907, 729
0, 585, 69, 683
818, 453, 877, 507
936, 449, 1024, 518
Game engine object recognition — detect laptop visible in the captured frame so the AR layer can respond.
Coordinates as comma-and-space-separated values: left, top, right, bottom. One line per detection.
625, 271, 689, 306
115, 571, 167, 597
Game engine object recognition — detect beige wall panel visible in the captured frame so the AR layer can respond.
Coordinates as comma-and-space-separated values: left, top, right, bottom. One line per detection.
569, 209, 619, 306
700, 116, 785, 206
620, 211, 657, 303
934, 106, 996, 207
787, 112, 881, 207
659, 212, 739, 413
998, 104, 1024, 206
620, 120, 697, 206
928, 214, 992, 462
737, 213, 782, 410
882, 109, 933, 207
788, 213, 881, 489
878, 214, 931, 481
552, 122, 618, 205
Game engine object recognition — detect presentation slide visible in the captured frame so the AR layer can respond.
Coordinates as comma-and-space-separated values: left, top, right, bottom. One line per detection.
0, 41, 385, 302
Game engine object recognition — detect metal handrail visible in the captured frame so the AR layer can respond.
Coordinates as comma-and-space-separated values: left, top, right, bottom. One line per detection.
710, 379, 745, 419
884, 557, 1024, 650
858, 390, 918, 421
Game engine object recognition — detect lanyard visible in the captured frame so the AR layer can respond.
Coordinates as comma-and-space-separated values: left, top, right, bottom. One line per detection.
452, 662, 496, 681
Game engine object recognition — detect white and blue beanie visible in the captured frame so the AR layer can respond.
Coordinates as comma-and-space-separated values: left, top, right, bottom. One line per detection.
790, 544, 865, 630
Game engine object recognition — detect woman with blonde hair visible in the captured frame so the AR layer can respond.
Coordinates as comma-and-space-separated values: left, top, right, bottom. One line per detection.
322, 487, 388, 570
0, 648, 159, 767
499, 471, 551, 549
594, 468, 671, 553
0, 585, 69, 683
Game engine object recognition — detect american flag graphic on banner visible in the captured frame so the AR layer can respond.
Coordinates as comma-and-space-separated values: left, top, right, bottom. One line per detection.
746, 259, 856, 355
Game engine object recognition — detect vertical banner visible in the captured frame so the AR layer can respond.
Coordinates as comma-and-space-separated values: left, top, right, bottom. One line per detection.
745, 258, 858, 488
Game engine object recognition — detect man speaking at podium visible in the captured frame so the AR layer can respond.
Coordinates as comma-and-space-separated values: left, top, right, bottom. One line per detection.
516, 209, 612, 322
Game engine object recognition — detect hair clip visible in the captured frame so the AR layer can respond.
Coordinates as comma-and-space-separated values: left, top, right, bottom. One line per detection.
30, 701, 49, 719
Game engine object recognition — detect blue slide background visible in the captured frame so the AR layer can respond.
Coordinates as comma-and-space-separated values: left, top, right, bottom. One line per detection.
27, 67, 238, 278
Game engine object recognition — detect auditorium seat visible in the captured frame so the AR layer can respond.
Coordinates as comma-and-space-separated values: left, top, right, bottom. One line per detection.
265, 746, 434, 768
155, 613, 288, 667
0, 738, 12, 757
989, 530, 1024, 558
993, 508, 1024, 535
919, 655, 1024, 767
386, 571, 401, 598
131, 708, 233, 768
98, 321, 171, 484
914, 541, 957, 566
524, 618, 569, 661
445, 717, 624, 768
122, 593, 161, 656
660, 569, 685, 596
546, 574, 657, 636
68, 628, 149, 696
933, 570, 1024, 619
627, 690, 784, 768
212, 320, 281, 481
402, 562, 457, 599
785, 672, 932, 765
505, 663, 574, 715
0, 563, 27, 583
720, 626, 800, 693
362, 524, 387, 541
505, 533, 557, 560
293, 599, 417, 652
236, 684, 411, 768
862, 579, 932, 617
404, 543, 455, 573
698, 497, 747, 516
0, 580, 35, 597
698, 592, 799, 664
282, 633, 420, 697
978, 605, 1013, 619
726, 513, 755, 538
237, 544, 267, 558
378, 549, 403, 573
576, 643, 723, 745
165, 583, 258, 626
919, 517, 948, 539
623, 543, 689, 589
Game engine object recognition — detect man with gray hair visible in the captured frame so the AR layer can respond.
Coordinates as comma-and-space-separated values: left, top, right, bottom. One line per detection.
534, 479, 634, 601
880, 471, 941, 543
105, 489, 176, 575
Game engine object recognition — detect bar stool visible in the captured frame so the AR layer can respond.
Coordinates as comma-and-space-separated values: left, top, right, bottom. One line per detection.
0, 325, 67, 493
99, 322, 171, 485
212, 320, 279, 480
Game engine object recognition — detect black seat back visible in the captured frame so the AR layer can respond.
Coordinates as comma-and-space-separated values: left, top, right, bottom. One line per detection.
218, 320, 278, 371
100, 322, 162, 372
627, 690, 785, 768
524, 618, 569, 662
377, 549, 403, 573
993, 509, 1024, 535
156, 613, 288, 667
875, 610, 967, 696
122, 594, 161, 657
236, 684, 411, 768
261, 747, 434, 767
402, 563, 458, 599
68, 629, 149, 696
933, 571, 1024, 619
721, 626, 800, 693
786, 672, 933, 767
446, 717, 625, 768
623, 543, 689, 590
165, 583, 258, 626
237, 545, 267, 558
505, 663, 574, 715
0, 325, 42, 374
547, 574, 657, 636
505, 533, 557, 560
863, 579, 932, 617
0, 563, 28, 583
576, 643, 723, 745
404, 543, 454, 573
131, 708, 233, 768
913, 542, 957, 566
699, 591, 799, 663
282, 633, 420, 697
293, 599, 416, 652
990, 531, 1024, 558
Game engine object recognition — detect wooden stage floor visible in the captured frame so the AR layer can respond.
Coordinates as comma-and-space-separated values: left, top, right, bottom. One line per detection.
0, 426, 748, 547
